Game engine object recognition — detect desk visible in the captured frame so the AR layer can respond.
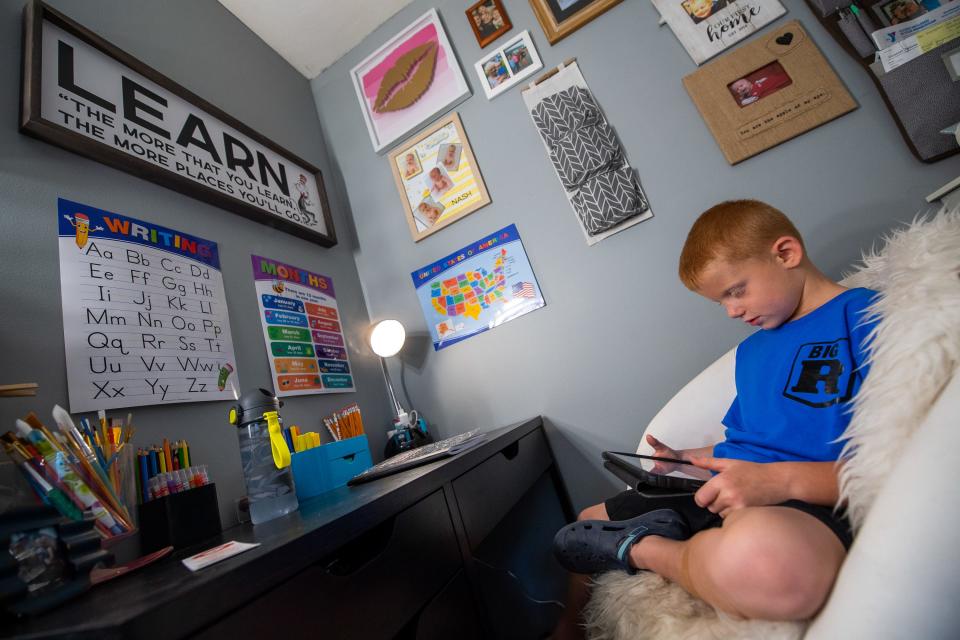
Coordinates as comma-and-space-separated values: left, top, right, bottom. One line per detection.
3, 417, 574, 639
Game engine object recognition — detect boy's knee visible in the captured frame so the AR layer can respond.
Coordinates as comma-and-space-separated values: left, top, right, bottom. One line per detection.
707, 513, 840, 619
578, 503, 609, 521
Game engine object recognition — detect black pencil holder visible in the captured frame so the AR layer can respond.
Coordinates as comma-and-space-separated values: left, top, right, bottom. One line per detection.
137, 483, 221, 553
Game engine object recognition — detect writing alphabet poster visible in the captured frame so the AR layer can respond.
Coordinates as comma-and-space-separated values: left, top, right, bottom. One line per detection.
252, 256, 355, 396
57, 198, 240, 412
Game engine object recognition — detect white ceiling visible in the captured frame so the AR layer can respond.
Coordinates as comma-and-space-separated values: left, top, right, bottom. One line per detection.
219, 0, 416, 79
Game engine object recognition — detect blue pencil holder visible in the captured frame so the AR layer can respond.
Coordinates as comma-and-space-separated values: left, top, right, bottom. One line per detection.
290, 435, 373, 500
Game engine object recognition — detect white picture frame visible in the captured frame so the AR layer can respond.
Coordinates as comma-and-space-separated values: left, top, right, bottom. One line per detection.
651, 0, 787, 66
350, 9, 471, 154
474, 30, 543, 100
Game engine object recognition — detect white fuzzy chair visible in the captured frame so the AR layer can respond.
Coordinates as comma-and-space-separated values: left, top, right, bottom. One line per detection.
584, 207, 960, 640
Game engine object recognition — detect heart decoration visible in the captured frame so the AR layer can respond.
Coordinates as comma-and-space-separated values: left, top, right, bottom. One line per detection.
776, 32, 794, 46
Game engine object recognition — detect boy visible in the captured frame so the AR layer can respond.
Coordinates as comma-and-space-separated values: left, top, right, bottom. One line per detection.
552, 200, 877, 638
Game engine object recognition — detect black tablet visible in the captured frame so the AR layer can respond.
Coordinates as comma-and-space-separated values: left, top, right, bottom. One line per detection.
602, 451, 711, 492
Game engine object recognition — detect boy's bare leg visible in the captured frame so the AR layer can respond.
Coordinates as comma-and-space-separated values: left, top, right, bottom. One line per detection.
552, 503, 610, 640
630, 506, 846, 620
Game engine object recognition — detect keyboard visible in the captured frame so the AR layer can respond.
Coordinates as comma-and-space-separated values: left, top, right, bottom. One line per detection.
348, 429, 488, 486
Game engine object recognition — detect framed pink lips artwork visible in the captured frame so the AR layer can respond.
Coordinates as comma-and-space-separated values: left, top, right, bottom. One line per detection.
350, 9, 471, 154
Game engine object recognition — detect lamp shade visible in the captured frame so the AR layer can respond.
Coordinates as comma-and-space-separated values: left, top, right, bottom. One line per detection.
370, 320, 405, 357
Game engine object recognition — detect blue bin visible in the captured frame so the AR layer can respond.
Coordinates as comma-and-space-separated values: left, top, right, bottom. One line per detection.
324, 435, 373, 488
291, 435, 372, 500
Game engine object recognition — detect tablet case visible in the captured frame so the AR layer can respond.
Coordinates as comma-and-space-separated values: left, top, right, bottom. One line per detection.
602, 451, 706, 492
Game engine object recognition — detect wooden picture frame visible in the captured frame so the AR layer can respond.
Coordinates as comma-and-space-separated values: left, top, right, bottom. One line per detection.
466, 0, 513, 48
683, 21, 858, 165
388, 113, 491, 242
20, 1, 336, 246
350, 9, 471, 154
529, 0, 624, 45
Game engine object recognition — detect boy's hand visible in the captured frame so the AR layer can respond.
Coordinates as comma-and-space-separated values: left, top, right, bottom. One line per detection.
645, 434, 682, 473
690, 456, 787, 518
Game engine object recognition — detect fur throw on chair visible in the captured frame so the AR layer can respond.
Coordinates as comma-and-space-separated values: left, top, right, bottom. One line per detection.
837, 207, 960, 531
583, 205, 960, 640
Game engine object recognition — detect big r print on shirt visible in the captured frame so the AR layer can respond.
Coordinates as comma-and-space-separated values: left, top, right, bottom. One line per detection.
783, 338, 860, 408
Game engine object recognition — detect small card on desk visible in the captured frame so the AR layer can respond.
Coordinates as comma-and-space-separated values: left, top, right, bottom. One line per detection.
182, 541, 260, 572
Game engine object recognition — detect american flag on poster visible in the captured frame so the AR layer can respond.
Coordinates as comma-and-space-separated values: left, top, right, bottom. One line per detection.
512, 281, 535, 298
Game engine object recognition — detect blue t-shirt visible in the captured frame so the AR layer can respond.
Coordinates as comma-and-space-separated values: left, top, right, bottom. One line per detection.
713, 288, 879, 464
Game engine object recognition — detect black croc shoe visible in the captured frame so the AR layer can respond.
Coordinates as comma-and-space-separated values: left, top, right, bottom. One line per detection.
552, 508, 690, 575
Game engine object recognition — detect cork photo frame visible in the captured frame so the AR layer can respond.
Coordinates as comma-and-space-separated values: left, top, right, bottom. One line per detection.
683, 21, 858, 165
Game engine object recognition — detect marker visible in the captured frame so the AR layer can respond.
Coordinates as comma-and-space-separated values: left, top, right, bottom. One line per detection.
138, 450, 150, 504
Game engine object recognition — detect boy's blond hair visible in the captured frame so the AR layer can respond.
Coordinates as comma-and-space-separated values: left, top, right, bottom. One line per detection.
678, 200, 805, 290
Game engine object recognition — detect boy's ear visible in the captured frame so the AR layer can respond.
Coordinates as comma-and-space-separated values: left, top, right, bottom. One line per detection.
771, 235, 804, 268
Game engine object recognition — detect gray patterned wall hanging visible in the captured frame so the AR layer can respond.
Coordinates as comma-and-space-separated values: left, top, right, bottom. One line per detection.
522, 61, 652, 245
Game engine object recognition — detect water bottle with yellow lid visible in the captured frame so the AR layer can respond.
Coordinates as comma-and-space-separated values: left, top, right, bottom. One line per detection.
228, 388, 298, 525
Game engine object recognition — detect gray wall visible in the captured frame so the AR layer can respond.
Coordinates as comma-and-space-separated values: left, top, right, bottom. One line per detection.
0, 0, 393, 527
310, 0, 959, 512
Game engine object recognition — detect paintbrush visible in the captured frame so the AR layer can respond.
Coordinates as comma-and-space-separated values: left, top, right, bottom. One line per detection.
48, 407, 132, 526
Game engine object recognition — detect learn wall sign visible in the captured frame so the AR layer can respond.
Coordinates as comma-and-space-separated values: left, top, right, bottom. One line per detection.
20, 1, 336, 246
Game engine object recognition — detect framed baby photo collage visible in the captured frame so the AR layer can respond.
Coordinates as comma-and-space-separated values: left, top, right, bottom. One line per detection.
388, 113, 491, 242
351, 9, 499, 243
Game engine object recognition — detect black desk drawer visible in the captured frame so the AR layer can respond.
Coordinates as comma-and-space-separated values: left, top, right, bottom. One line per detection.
414, 570, 484, 640
193, 490, 461, 640
452, 428, 552, 550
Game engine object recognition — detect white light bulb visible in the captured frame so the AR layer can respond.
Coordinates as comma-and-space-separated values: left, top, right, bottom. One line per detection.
370, 319, 405, 357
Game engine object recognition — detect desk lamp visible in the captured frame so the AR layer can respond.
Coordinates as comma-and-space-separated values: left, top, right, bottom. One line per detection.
370, 320, 415, 430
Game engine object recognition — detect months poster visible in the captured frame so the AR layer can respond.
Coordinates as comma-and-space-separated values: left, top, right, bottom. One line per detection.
251, 255, 354, 396
57, 198, 239, 412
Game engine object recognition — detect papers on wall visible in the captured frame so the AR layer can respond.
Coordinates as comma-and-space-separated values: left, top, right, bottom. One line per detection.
871, 0, 960, 49
411, 224, 545, 351
251, 255, 354, 396
651, 0, 787, 65
57, 199, 240, 413
878, 13, 960, 71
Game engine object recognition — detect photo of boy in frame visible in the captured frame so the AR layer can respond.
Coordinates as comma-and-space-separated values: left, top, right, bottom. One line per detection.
467, 0, 512, 48
727, 60, 792, 107
681, 0, 732, 25
398, 151, 423, 180
413, 195, 446, 228
438, 143, 463, 171
505, 41, 534, 74
426, 164, 455, 198
882, 0, 926, 24
483, 53, 510, 88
